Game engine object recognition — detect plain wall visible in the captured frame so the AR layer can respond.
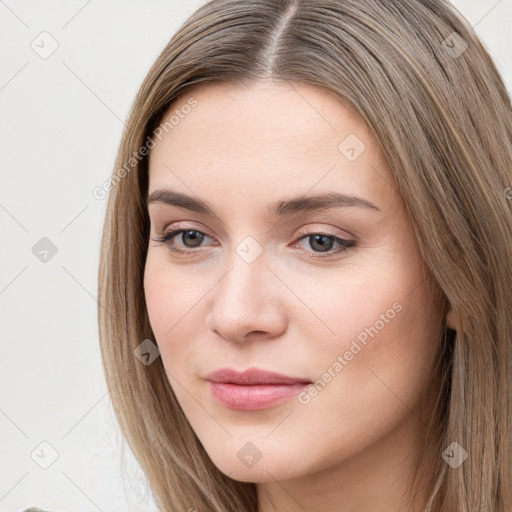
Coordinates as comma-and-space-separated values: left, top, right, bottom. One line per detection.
0, 1, 511, 510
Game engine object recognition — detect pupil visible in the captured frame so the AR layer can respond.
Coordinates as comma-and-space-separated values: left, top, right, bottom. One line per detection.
310, 234, 332, 253
183, 230, 203, 247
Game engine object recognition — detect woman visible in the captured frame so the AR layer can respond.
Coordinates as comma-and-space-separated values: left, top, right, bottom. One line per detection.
97, 1, 512, 511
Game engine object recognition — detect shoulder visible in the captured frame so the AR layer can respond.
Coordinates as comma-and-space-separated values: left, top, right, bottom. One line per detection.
21, 508, 56, 512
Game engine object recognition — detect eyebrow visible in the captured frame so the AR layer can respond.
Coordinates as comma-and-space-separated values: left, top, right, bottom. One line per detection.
147, 189, 381, 216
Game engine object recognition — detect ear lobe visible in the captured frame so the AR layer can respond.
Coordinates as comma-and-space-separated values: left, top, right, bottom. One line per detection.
445, 309, 458, 331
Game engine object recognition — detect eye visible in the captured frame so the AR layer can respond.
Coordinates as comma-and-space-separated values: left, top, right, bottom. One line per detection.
150, 226, 214, 255
150, 224, 356, 260
293, 228, 356, 260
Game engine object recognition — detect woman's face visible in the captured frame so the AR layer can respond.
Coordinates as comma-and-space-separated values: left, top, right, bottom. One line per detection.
144, 81, 446, 491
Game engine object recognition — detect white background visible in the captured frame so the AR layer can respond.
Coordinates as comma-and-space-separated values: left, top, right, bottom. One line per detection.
0, 1, 511, 511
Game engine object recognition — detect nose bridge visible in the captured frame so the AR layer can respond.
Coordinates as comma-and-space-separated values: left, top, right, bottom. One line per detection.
220, 231, 268, 293
206, 239, 286, 341
218, 243, 270, 312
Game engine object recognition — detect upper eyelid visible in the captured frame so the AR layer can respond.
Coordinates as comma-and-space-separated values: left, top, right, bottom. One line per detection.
159, 220, 349, 234
149, 206, 359, 238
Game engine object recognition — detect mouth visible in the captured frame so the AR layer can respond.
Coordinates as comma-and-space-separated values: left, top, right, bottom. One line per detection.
204, 367, 312, 410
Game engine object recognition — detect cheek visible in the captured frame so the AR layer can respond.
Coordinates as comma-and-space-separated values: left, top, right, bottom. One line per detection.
299, 240, 442, 397
143, 255, 185, 345
308, 272, 443, 415
143, 254, 208, 373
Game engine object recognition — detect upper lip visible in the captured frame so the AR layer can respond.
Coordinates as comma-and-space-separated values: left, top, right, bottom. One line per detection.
205, 367, 311, 385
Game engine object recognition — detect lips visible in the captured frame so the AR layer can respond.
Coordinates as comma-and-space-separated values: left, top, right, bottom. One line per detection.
205, 367, 311, 385
204, 367, 312, 410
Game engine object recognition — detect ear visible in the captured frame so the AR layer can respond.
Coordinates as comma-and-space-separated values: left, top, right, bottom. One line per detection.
445, 308, 458, 331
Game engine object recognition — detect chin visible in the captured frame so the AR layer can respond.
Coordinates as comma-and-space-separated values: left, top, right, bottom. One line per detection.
206, 447, 305, 483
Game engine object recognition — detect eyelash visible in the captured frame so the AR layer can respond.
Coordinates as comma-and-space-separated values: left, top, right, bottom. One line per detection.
150, 225, 356, 260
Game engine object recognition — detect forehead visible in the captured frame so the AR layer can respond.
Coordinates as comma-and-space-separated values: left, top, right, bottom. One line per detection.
147, 81, 397, 211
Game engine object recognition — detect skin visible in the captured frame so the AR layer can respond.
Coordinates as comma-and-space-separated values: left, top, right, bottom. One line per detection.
144, 81, 455, 512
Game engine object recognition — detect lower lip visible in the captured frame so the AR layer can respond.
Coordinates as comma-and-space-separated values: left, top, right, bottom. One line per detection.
207, 381, 310, 410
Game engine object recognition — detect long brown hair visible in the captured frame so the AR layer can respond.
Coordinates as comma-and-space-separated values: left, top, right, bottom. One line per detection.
97, 1, 512, 510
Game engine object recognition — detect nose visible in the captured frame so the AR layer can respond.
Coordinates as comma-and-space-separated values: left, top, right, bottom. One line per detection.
205, 251, 288, 344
